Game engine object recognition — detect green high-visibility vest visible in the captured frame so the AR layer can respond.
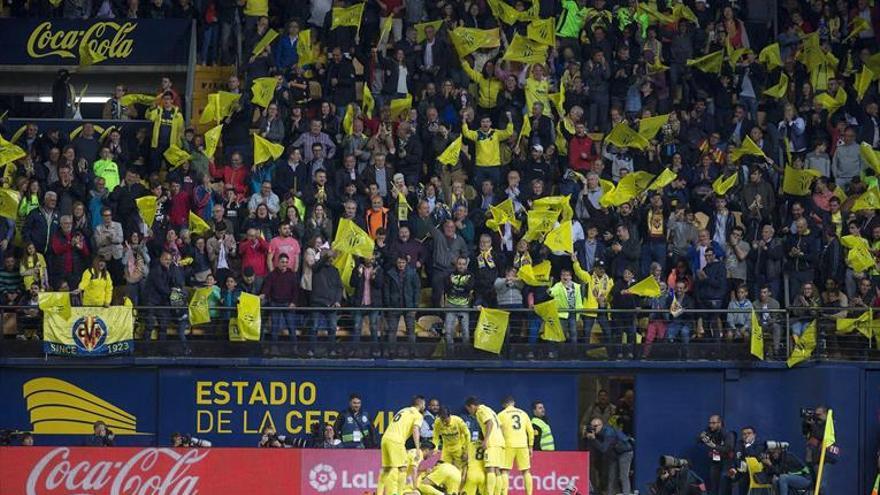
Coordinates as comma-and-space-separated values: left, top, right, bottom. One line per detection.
531, 417, 555, 451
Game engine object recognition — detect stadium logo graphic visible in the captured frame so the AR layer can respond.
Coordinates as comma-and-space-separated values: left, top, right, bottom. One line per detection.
72, 315, 108, 352
23, 378, 144, 435
309, 464, 338, 492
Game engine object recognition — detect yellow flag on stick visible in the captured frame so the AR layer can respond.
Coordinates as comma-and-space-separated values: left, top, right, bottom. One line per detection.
782, 166, 822, 196
729, 136, 767, 162
637, 113, 670, 140
231, 292, 261, 341
750, 310, 765, 360
486, 198, 521, 231
647, 57, 669, 74
38, 292, 71, 320
599, 171, 656, 207
487, 0, 524, 25
414, 19, 444, 42
533, 195, 574, 222
119, 93, 158, 107
517, 114, 532, 148
188, 287, 214, 325
852, 187, 880, 212
331, 2, 365, 29
823, 409, 836, 448
0, 188, 20, 219
845, 17, 871, 42
296, 29, 317, 66
250, 77, 277, 108
725, 36, 752, 70
333, 218, 375, 258
637, 3, 675, 24
449, 27, 501, 56
501, 33, 549, 64
860, 142, 880, 174
362, 84, 375, 117
474, 307, 510, 354
189, 211, 212, 236
523, 209, 559, 240
437, 135, 462, 166
253, 133, 284, 166
251, 29, 278, 56
686, 50, 724, 74
857, 66, 875, 101
389, 94, 412, 121
549, 82, 566, 117
627, 275, 662, 297
672, 4, 698, 23
798, 32, 826, 72
836, 310, 874, 338
648, 168, 678, 191
847, 244, 875, 272
163, 145, 191, 169
787, 320, 817, 367
378, 16, 394, 46
342, 104, 356, 136
0, 135, 26, 167
517, 260, 552, 286
534, 299, 565, 342
544, 221, 573, 253
763, 73, 789, 98
526, 18, 555, 46
333, 251, 356, 295
136, 195, 158, 230
199, 92, 241, 125
605, 122, 650, 150
712, 173, 738, 196
814, 88, 847, 116
203, 124, 223, 160
78, 41, 106, 68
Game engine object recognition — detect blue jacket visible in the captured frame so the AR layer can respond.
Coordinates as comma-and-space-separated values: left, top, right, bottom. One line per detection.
587, 425, 632, 455
23, 207, 60, 254
334, 407, 377, 448
696, 260, 727, 301
274, 34, 299, 70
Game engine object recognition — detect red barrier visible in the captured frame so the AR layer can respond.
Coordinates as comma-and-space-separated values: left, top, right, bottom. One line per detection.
0, 447, 588, 495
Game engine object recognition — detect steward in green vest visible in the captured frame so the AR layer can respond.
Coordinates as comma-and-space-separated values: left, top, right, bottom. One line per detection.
531, 401, 556, 451
333, 394, 377, 448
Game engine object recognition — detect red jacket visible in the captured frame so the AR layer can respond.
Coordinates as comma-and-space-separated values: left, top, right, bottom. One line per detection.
239, 237, 269, 277
168, 190, 191, 228
568, 134, 595, 171
210, 162, 249, 201
51, 231, 91, 275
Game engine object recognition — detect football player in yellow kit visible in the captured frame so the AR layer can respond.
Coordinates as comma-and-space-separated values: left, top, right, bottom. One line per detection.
431, 406, 471, 470
465, 397, 506, 495
462, 411, 486, 495
378, 395, 426, 495
418, 461, 463, 495
498, 396, 535, 495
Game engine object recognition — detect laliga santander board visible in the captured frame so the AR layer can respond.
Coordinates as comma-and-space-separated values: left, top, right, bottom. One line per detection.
0, 447, 588, 495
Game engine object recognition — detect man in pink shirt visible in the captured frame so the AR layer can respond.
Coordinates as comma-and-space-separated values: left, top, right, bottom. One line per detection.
268, 223, 302, 272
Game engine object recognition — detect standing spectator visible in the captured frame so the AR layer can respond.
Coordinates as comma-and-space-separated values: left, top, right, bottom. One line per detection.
584, 417, 633, 495
23, 191, 60, 255
261, 253, 299, 341
350, 256, 383, 343
443, 256, 474, 346
93, 207, 124, 283
831, 126, 861, 188
78, 257, 113, 307
420, 398, 440, 442
695, 247, 727, 339
146, 92, 185, 174
310, 251, 343, 352
383, 254, 420, 345
753, 284, 783, 359
430, 220, 468, 308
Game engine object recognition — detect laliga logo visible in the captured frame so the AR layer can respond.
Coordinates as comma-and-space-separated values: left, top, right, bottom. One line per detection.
309, 464, 338, 493
27, 21, 136, 60
72, 315, 108, 352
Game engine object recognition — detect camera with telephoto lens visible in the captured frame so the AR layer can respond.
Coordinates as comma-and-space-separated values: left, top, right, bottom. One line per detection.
660, 455, 690, 469
183, 434, 212, 447
800, 408, 816, 421
0, 429, 25, 446
765, 440, 790, 451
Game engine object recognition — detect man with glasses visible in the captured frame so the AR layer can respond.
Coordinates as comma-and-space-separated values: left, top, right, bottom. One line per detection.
697, 415, 735, 495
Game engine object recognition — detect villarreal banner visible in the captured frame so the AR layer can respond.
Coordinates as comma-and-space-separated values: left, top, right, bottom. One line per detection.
0, 20, 190, 66
43, 306, 134, 356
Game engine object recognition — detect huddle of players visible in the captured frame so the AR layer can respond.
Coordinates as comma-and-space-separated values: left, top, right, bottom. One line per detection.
377, 395, 536, 495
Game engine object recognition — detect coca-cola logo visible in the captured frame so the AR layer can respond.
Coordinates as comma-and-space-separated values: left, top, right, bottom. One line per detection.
26, 448, 209, 495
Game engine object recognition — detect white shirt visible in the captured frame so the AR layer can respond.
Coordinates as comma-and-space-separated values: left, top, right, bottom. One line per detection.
396, 65, 409, 94
424, 40, 435, 68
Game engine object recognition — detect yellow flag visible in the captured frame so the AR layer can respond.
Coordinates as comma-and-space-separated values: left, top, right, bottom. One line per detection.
526, 18, 555, 46
119, 93, 158, 107
188, 287, 214, 325
860, 142, 880, 174
342, 103, 356, 136
637, 3, 675, 24
782, 166, 821, 196
533, 195, 574, 222
487, 0, 525, 25
763, 73, 789, 98
78, 41, 106, 68
523, 209, 559, 240
549, 84, 566, 117
814, 88, 847, 116
857, 66, 875, 101
501, 33, 549, 64
517, 114, 532, 148
534, 299, 565, 342
517, 260, 552, 286
450, 27, 501, 56
0, 135, 26, 167
648, 168, 678, 191
389, 94, 412, 121
845, 17, 871, 42
672, 4, 698, 23
841, 234, 870, 250
136, 195, 158, 230
189, 211, 212, 236
724, 36, 752, 70
251, 28, 278, 56
379, 16, 394, 46
163, 145, 191, 169
847, 245, 875, 272
798, 32, 826, 72
437, 135, 462, 166
686, 50, 724, 74
250, 77, 277, 108
599, 171, 656, 207
823, 409, 836, 448
297, 29, 317, 66
199, 92, 240, 125
253, 133, 284, 166
836, 310, 874, 338
332, 218, 375, 258
0, 188, 20, 219
729, 136, 767, 162
712, 173, 738, 195
331, 2, 365, 29
38, 292, 72, 320
486, 198, 522, 231
750, 310, 765, 360
627, 275, 662, 297
414, 20, 444, 42
204, 124, 223, 160
544, 221, 573, 253
474, 307, 510, 354
231, 292, 261, 341
605, 122, 650, 150
333, 251, 356, 295
852, 187, 880, 212
637, 113, 670, 140
787, 320, 817, 368
647, 57, 669, 74
362, 84, 375, 117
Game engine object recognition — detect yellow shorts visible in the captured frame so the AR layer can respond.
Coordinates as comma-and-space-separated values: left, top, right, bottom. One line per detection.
502, 447, 531, 470
484, 446, 504, 468
381, 438, 407, 468
441, 447, 467, 468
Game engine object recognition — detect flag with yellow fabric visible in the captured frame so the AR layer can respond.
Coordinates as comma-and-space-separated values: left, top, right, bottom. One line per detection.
637, 113, 669, 140
845, 16, 871, 42
136, 196, 158, 230
648, 168, 678, 191
501, 33, 549, 64
725, 36, 751, 70
523, 208, 559, 241
712, 173, 738, 196
647, 57, 669, 74
847, 245, 875, 272
549, 83, 566, 117
199, 92, 241, 125
599, 171, 656, 207
251, 29, 278, 56
362, 84, 375, 117
331, 2, 365, 30
526, 18, 555, 46
0, 188, 20, 219
333, 218, 375, 258
0, 135, 26, 167
342, 104, 356, 136
487, 0, 524, 25
672, 4, 697, 23
297, 29, 318, 66
729, 136, 767, 162
543, 221, 573, 253
38, 292, 71, 320
486, 198, 521, 231
853, 187, 880, 212
517, 114, 532, 148
188, 287, 214, 325
449, 27, 501, 56
119, 93, 158, 107
763, 73, 789, 98
750, 310, 765, 360
414, 20, 444, 42
517, 260, 552, 286
474, 307, 510, 354
250, 77, 277, 108
189, 211, 212, 236
230, 292, 261, 341
860, 142, 880, 174
814, 88, 847, 116
605, 122, 650, 150
534, 299, 565, 342
204, 124, 223, 160
823, 409, 836, 448
389, 94, 412, 121
437, 135, 462, 166
758, 43, 782, 70
333, 251, 356, 295
857, 66, 875, 101
163, 145, 191, 169
637, 2, 675, 24
836, 310, 874, 338
686, 50, 723, 74
627, 275, 662, 297
253, 133, 284, 166
533, 195, 574, 222
78, 41, 106, 68
787, 320, 817, 367
378, 16, 393, 46
782, 166, 821, 196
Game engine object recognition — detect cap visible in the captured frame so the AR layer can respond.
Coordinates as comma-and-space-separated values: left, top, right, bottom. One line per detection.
595, 259, 606, 268
532, 144, 544, 153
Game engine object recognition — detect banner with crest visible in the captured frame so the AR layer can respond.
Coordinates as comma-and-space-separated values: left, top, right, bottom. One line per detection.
43, 306, 134, 357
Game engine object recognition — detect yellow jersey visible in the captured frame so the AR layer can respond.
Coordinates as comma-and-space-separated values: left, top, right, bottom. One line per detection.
384, 406, 424, 444
433, 415, 470, 452
498, 406, 535, 449
475, 405, 505, 448
461, 122, 514, 167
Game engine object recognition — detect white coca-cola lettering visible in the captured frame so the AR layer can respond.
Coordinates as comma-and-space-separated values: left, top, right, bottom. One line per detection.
26, 448, 209, 495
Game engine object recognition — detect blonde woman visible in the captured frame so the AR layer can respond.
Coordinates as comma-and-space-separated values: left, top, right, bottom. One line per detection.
78, 257, 113, 307
20, 242, 48, 290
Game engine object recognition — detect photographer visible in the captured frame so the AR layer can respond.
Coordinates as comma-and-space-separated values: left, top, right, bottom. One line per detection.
258, 425, 285, 448
802, 405, 837, 494
762, 441, 812, 494
696, 415, 735, 495
86, 421, 115, 447
584, 417, 633, 495
171, 432, 212, 448
650, 456, 707, 495
334, 393, 378, 448
0, 429, 32, 446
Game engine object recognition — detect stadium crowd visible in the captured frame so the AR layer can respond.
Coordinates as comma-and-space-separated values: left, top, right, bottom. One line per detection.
2, 0, 880, 358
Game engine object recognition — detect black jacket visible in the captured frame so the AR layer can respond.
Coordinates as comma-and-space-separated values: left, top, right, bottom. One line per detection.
311, 258, 343, 307
350, 264, 384, 308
